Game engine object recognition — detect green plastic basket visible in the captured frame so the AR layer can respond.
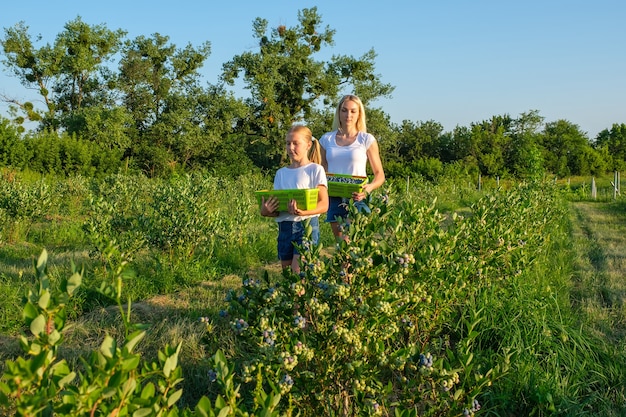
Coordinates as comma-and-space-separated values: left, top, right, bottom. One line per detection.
255, 188, 319, 211
326, 174, 368, 198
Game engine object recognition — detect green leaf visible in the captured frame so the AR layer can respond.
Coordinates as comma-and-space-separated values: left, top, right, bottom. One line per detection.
140, 382, 155, 400
48, 329, 61, 346
58, 371, 76, 387
194, 396, 213, 417
121, 355, 140, 371
163, 352, 179, 378
102, 387, 117, 398
122, 377, 137, 397
23, 302, 38, 322
215, 395, 226, 408
66, 272, 82, 296
217, 406, 232, 417
38, 290, 51, 309
167, 388, 183, 407
30, 314, 46, 336
133, 408, 153, 417
100, 335, 116, 358
453, 389, 464, 400
36, 249, 48, 273
124, 330, 146, 354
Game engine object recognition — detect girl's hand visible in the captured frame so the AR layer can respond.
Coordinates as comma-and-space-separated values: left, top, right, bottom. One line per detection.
261, 196, 279, 216
288, 199, 302, 216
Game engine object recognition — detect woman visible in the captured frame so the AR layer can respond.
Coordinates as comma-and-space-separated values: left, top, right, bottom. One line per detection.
318, 94, 385, 240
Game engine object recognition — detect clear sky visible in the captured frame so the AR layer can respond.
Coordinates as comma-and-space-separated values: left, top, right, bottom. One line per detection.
1, 0, 624, 138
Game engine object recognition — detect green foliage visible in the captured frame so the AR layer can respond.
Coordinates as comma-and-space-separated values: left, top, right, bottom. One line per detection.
222, 7, 393, 169
0, 175, 55, 242
595, 123, 626, 171
0, 246, 297, 416
0, 249, 187, 416
0, 118, 29, 169
215, 184, 567, 415
1, 173, 626, 416
82, 173, 257, 263
4, 13, 626, 178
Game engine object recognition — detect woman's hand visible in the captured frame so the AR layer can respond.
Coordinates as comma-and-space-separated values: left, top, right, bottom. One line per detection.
353, 184, 371, 201
261, 196, 279, 216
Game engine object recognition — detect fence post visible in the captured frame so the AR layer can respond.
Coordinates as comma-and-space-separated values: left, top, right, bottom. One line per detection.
592, 177, 597, 199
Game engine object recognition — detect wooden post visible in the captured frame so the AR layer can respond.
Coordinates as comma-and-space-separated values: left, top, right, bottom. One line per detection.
478, 174, 482, 191
591, 177, 597, 199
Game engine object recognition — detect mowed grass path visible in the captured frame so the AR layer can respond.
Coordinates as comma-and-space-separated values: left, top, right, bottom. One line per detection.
570, 200, 626, 349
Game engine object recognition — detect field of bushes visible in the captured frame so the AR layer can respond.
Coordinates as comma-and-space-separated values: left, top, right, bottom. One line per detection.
1, 169, 625, 416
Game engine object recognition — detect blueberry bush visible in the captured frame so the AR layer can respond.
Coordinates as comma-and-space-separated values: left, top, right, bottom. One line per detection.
216, 183, 562, 416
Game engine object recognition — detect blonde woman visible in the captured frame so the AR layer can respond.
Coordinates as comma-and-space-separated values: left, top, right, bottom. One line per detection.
319, 95, 385, 239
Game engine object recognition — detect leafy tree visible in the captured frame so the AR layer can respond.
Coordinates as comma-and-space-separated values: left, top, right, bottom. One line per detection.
382, 119, 444, 179
64, 105, 133, 151
540, 120, 594, 176
116, 33, 215, 175
1, 21, 55, 127
117, 33, 210, 133
54, 18, 125, 113
1, 18, 126, 131
222, 7, 394, 170
509, 110, 545, 181
594, 123, 626, 171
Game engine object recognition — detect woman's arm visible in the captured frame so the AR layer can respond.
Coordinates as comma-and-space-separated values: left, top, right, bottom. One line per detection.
320, 146, 329, 172
363, 140, 385, 194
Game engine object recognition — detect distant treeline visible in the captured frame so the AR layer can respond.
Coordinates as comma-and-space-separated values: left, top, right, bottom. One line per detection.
1, 10, 625, 179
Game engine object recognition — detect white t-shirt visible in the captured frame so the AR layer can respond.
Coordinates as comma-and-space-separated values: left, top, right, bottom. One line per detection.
318, 131, 376, 176
273, 162, 327, 222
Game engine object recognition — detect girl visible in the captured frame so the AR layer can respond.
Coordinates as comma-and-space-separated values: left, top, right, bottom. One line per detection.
319, 94, 385, 240
260, 125, 329, 273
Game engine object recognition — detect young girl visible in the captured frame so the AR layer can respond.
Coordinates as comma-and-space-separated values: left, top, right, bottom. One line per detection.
260, 125, 329, 273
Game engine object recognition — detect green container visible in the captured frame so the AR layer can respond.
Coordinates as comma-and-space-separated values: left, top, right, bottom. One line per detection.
255, 188, 319, 211
326, 174, 368, 198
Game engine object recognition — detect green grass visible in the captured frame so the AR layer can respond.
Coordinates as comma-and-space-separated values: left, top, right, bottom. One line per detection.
569, 200, 626, 347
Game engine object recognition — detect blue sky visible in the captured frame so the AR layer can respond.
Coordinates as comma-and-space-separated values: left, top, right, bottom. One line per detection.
1, 0, 624, 138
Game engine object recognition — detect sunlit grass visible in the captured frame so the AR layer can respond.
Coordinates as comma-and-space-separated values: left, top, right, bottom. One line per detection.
569, 200, 626, 347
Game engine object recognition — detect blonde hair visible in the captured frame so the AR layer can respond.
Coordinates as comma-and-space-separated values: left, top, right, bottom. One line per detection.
287, 125, 321, 164
332, 94, 367, 133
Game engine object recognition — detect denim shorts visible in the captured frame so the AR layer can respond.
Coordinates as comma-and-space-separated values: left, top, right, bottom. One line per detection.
277, 217, 320, 261
325, 196, 371, 223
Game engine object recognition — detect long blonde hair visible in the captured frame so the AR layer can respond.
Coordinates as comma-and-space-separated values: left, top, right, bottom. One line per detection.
288, 125, 321, 164
331, 94, 368, 133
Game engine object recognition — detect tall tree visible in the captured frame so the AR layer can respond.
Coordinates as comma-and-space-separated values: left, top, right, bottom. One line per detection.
117, 33, 210, 133
509, 110, 545, 180
1, 21, 58, 128
1, 18, 126, 131
116, 33, 212, 174
221, 7, 394, 169
540, 120, 596, 176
